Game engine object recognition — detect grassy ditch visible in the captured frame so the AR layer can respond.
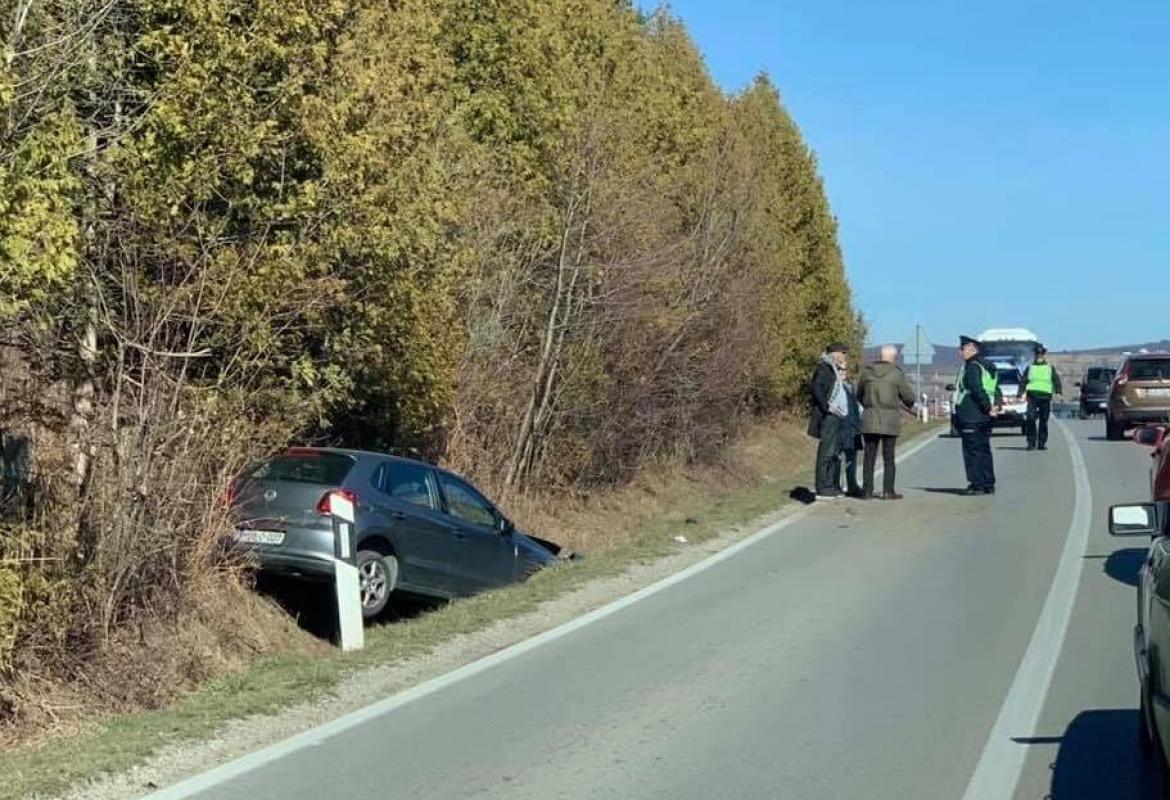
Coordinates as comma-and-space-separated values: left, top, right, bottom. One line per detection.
0, 417, 941, 800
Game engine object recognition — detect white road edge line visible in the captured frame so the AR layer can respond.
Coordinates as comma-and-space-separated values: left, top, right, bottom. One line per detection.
960, 420, 1093, 800
144, 430, 943, 800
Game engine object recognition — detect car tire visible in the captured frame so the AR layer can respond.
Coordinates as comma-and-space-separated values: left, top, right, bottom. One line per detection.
1106, 415, 1125, 441
356, 549, 397, 620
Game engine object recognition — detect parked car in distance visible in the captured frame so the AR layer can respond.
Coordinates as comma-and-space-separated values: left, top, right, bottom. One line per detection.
1134, 424, 1170, 501
228, 448, 568, 619
944, 359, 1025, 436
1107, 354, 1170, 440
1077, 366, 1116, 418
1109, 500, 1170, 789
989, 362, 1028, 436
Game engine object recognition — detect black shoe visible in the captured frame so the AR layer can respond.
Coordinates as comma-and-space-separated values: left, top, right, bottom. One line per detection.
960, 487, 992, 496
1038, 445, 1048, 451
1026, 445, 1036, 451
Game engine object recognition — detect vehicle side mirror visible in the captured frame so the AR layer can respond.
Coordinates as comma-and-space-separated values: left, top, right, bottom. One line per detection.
1109, 503, 1164, 537
497, 515, 514, 535
1134, 426, 1162, 447
944, 384, 956, 392
1075, 382, 1082, 387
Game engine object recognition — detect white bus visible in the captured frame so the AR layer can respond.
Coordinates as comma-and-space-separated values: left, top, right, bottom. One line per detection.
977, 327, 1041, 369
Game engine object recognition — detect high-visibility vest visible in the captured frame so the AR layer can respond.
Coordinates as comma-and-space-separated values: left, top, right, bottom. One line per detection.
1026, 363, 1054, 395
954, 361, 998, 408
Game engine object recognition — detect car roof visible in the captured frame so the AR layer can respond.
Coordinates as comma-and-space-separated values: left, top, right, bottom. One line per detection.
283, 446, 435, 468
1125, 353, 1170, 360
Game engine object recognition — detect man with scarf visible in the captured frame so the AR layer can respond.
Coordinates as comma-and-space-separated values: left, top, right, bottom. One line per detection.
807, 342, 850, 499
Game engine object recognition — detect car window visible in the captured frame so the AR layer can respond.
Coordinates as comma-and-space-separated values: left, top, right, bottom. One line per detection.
1129, 360, 1170, 381
378, 462, 436, 510
997, 369, 1021, 385
438, 474, 496, 528
250, 451, 355, 485
1088, 368, 1115, 381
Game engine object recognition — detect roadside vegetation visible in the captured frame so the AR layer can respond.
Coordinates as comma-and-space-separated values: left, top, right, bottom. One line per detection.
0, 0, 860, 749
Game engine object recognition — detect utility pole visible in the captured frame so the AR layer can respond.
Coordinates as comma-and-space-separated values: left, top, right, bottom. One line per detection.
915, 324, 922, 406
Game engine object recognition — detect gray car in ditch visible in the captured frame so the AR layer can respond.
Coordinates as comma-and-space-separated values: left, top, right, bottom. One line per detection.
228, 448, 565, 619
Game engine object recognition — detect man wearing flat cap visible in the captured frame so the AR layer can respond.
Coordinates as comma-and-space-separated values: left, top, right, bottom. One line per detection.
808, 342, 850, 499
952, 335, 999, 495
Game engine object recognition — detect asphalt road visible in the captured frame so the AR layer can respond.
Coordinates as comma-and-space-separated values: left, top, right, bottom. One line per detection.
154, 419, 1156, 800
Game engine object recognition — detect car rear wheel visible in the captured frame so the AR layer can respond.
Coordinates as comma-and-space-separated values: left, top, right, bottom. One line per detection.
356, 549, 397, 620
1106, 414, 1125, 441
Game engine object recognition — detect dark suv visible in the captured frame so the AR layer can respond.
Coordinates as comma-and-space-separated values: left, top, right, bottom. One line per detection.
228, 448, 563, 618
1077, 366, 1116, 418
1106, 355, 1170, 440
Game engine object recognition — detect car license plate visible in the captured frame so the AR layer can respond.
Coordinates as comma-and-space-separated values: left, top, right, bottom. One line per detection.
234, 529, 285, 546
1146, 388, 1170, 398
1099, 401, 1108, 409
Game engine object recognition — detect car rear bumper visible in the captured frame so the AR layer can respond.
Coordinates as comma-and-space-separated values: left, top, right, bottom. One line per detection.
1111, 407, 1170, 425
236, 545, 337, 580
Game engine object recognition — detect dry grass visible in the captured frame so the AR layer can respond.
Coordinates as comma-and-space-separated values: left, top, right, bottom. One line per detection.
506, 414, 814, 554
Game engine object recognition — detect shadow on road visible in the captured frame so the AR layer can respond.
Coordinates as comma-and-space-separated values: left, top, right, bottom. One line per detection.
915, 487, 972, 495
1086, 436, 1131, 442
1082, 548, 1147, 588
997, 445, 1033, 451
1015, 709, 1157, 799
255, 572, 445, 643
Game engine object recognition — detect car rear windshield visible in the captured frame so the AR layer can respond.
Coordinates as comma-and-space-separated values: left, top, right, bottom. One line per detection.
250, 452, 355, 485
1129, 359, 1170, 381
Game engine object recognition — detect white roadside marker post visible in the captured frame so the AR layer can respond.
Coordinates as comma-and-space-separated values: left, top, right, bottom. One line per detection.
329, 492, 364, 652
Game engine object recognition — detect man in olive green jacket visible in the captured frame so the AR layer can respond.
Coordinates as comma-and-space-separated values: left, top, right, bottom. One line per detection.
858, 345, 917, 499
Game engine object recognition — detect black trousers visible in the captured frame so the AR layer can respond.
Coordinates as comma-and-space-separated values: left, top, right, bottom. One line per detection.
960, 421, 995, 490
1025, 395, 1053, 448
863, 434, 897, 495
815, 414, 843, 493
842, 446, 861, 493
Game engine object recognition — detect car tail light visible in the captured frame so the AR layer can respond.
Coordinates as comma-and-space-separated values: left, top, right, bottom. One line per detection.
316, 489, 358, 515
221, 482, 237, 508
1115, 363, 1130, 388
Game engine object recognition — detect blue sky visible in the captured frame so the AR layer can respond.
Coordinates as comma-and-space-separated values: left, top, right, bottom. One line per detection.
658, 0, 1169, 350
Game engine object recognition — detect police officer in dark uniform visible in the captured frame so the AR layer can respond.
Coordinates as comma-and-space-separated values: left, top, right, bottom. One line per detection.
1020, 344, 1062, 451
953, 335, 999, 495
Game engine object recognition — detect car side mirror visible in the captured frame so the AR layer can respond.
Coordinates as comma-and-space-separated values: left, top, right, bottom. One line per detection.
1109, 503, 1164, 537
1075, 382, 1082, 387
944, 384, 956, 392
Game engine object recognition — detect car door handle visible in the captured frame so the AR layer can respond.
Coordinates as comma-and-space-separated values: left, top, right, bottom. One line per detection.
390, 510, 407, 521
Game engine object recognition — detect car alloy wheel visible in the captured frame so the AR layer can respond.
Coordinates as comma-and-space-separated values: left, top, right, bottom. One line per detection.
356, 550, 394, 618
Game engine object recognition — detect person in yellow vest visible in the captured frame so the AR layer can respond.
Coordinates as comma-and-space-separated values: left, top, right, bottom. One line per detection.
953, 335, 1000, 495
1021, 344, 1063, 451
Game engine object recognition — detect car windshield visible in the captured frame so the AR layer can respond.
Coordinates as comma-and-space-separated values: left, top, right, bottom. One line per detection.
1087, 368, 1115, 381
250, 451, 355, 485
1129, 359, 1170, 381
981, 341, 1036, 364
997, 369, 1022, 385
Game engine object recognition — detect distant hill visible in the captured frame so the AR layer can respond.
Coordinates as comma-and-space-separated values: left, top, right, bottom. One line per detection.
1053, 340, 1170, 356
865, 339, 1170, 369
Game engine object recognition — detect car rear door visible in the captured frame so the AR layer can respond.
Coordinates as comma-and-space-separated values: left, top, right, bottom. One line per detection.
435, 472, 516, 595
370, 461, 462, 596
